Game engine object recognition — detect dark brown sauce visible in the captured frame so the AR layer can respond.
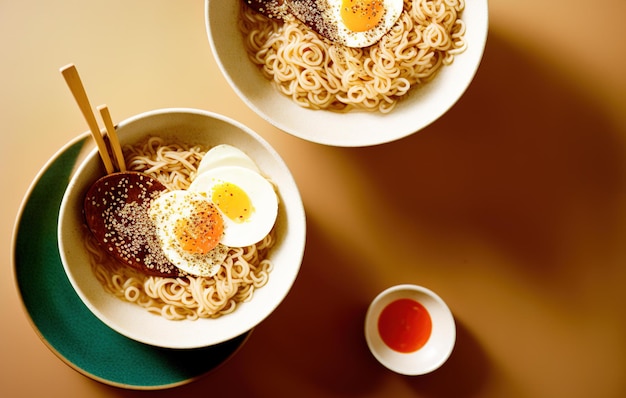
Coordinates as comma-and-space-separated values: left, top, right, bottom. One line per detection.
83, 172, 185, 277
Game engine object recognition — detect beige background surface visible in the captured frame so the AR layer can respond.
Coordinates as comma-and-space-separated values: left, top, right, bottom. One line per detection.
2, 1, 625, 397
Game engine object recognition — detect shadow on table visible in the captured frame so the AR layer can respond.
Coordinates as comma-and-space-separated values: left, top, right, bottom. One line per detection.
91, 30, 623, 398
345, 31, 624, 284
404, 318, 489, 397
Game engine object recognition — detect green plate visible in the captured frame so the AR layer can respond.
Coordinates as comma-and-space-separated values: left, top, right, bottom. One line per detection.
12, 135, 250, 390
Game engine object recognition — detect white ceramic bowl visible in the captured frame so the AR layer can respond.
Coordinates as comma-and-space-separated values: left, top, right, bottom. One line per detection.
58, 108, 306, 349
205, 0, 488, 147
364, 284, 456, 375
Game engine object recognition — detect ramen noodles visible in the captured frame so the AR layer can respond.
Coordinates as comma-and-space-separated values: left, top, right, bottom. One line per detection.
239, 0, 467, 113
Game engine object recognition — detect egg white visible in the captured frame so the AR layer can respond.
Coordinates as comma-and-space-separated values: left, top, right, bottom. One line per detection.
196, 144, 260, 176
149, 190, 229, 277
189, 165, 278, 248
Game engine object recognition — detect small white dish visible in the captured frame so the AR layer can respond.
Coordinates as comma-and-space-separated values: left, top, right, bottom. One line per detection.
364, 284, 456, 375
58, 108, 306, 349
205, 0, 489, 147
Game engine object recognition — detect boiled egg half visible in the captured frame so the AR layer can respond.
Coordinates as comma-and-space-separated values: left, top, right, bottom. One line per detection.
196, 144, 260, 175
149, 190, 229, 277
189, 165, 278, 248
287, 0, 404, 48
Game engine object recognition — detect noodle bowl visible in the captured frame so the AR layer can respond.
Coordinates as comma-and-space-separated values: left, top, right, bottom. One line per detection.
205, 0, 488, 146
59, 109, 306, 348
239, 0, 467, 113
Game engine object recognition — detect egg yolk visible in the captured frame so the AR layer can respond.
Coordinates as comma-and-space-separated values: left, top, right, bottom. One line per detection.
174, 201, 224, 254
341, 0, 385, 32
211, 182, 254, 223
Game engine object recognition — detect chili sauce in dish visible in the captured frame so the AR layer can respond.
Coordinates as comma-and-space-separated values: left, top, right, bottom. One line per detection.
377, 298, 432, 353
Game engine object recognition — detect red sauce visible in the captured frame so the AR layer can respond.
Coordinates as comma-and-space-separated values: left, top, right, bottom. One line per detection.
377, 298, 432, 353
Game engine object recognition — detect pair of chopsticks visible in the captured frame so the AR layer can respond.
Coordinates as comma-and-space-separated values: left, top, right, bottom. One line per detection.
60, 63, 126, 174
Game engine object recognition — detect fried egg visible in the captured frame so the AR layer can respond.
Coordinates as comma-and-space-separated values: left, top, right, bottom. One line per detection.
190, 165, 278, 248
149, 190, 229, 277
286, 0, 404, 47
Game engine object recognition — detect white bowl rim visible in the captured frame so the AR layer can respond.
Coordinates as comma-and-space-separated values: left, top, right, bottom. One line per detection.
364, 284, 456, 375
58, 107, 306, 349
205, 0, 489, 147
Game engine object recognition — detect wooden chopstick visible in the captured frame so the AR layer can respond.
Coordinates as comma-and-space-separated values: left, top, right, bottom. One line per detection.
98, 104, 126, 172
60, 63, 115, 174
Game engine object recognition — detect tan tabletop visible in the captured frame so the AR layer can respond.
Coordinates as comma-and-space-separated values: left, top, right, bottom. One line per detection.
2, 1, 625, 397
